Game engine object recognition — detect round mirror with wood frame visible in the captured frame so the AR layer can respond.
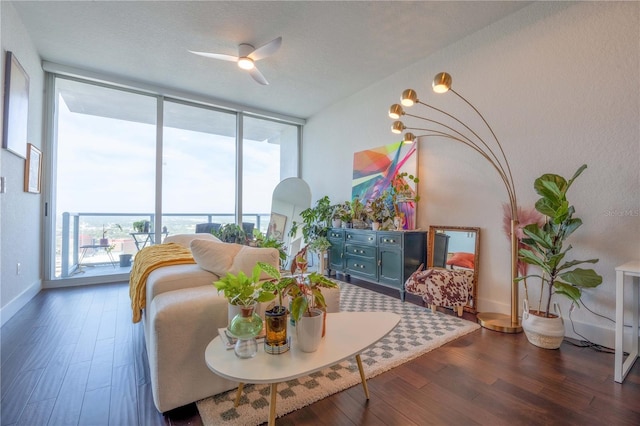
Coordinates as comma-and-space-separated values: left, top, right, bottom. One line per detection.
427, 225, 480, 314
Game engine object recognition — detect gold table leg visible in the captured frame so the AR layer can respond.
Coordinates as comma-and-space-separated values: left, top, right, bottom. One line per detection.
268, 383, 278, 426
355, 354, 370, 400
234, 382, 244, 407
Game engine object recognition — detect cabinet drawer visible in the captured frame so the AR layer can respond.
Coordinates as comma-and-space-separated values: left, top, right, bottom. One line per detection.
345, 256, 377, 279
328, 229, 344, 240
345, 230, 376, 246
345, 243, 376, 259
378, 232, 402, 247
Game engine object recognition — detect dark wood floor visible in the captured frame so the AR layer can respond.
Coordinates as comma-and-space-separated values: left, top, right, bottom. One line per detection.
1, 279, 639, 426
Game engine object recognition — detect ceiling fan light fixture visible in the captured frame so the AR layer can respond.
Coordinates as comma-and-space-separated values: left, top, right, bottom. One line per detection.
237, 57, 255, 70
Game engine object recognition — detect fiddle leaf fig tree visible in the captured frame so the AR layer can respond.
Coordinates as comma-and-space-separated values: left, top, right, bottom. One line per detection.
517, 164, 603, 317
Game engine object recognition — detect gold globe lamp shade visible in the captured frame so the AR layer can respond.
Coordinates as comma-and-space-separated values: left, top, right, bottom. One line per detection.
388, 104, 404, 119
432, 72, 452, 93
391, 121, 406, 134
401, 89, 418, 107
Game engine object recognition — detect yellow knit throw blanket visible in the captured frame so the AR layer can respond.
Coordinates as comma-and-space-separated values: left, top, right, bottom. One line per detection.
129, 243, 196, 323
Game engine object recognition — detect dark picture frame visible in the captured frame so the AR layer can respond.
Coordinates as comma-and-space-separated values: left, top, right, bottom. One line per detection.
24, 143, 42, 193
2, 51, 30, 158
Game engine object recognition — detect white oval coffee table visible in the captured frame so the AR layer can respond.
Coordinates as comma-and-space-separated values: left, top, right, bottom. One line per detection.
205, 311, 400, 425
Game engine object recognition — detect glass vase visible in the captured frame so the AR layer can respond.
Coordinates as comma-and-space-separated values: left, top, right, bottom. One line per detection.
228, 304, 263, 359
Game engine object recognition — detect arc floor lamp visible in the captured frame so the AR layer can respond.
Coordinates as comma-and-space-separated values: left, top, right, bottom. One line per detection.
389, 72, 522, 333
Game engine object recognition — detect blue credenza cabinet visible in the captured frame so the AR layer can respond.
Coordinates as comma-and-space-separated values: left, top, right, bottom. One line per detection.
328, 228, 427, 300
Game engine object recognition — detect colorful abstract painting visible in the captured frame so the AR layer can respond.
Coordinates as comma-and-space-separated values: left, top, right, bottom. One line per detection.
351, 140, 419, 230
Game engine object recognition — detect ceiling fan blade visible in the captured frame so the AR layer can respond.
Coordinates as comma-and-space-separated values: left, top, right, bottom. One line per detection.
248, 66, 269, 85
248, 36, 282, 61
189, 51, 239, 62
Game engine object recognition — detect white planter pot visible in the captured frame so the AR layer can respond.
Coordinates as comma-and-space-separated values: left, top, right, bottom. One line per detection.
372, 221, 381, 231
332, 219, 342, 228
521, 300, 564, 349
296, 308, 324, 352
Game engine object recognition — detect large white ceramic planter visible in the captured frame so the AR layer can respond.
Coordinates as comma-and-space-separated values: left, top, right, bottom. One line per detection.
296, 308, 324, 352
521, 300, 565, 349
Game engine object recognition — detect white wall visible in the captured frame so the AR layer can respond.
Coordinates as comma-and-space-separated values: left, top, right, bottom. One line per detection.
303, 2, 639, 346
0, 2, 44, 324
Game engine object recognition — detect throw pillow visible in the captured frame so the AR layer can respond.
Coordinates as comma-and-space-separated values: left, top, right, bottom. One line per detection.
190, 239, 242, 276
446, 252, 475, 269
229, 246, 279, 279
164, 233, 221, 249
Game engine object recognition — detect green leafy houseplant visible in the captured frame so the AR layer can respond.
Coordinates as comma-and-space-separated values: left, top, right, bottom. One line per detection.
252, 229, 287, 264
213, 223, 246, 244
259, 260, 338, 322
289, 195, 333, 243
213, 264, 276, 307
517, 164, 603, 317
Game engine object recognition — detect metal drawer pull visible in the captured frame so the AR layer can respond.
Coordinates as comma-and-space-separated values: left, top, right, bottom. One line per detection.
383, 238, 396, 243
368, 237, 374, 241
352, 249, 365, 254
353, 263, 365, 269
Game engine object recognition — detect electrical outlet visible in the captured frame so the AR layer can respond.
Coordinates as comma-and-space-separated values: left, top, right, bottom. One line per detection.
16, 262, 21, 275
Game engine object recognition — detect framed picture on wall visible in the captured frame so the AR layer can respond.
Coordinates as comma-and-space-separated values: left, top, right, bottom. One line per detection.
2, 51, 30, 158
24, 143, 42, 193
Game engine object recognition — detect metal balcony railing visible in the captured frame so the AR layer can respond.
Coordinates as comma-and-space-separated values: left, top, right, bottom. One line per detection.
58, 212, 269, 278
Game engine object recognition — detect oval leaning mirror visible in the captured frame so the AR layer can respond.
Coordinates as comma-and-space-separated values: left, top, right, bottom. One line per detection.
427, 225, 480, 314
269, 178, 312, 268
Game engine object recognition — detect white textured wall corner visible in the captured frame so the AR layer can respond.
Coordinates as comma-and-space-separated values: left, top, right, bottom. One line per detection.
303, 2, 639, 346
1, 2, 44, 315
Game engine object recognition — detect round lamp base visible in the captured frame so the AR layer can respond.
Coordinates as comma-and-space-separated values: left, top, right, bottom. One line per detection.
477, 312, 522, 334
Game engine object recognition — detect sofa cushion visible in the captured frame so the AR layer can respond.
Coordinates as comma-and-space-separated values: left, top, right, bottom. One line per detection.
190, 239, 243, 276
163, 233, 221, 249
229, 245, 279, 279
146, 264, 218, 304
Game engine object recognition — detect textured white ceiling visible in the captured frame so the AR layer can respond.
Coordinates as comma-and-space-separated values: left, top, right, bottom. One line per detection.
12, 1, 530, 120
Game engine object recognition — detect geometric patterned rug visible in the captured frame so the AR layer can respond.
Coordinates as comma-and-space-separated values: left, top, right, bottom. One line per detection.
197, 281, 480, 425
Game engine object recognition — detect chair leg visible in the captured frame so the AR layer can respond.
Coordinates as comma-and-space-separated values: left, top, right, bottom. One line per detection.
430, 305, 437, 314
456, 306, 463, 316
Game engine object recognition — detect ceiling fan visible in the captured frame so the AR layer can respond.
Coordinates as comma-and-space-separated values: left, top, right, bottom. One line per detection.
189, 36, 282, 85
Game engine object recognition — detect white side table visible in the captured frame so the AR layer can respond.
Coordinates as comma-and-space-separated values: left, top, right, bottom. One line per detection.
614, 260, 640, 383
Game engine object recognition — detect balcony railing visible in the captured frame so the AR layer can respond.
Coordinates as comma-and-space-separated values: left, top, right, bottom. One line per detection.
58, 212, 269, 278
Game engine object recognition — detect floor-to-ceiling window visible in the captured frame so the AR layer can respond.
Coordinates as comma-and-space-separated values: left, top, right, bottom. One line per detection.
45, 73, 301, 286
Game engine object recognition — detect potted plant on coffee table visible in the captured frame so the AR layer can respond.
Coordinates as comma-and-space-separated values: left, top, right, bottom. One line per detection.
258, 262, 299, 354
516, 164, 603, 349
213, 264, 277, 357
288, 258, 339, 352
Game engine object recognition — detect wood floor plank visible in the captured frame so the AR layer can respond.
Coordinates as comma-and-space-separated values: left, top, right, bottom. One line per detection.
47, 361, 91, 426
28, 343, 75, 402
109, 363, 138, 426
0, 367, 44, 425
79, 386, 111, 426
15, 397, 56, 426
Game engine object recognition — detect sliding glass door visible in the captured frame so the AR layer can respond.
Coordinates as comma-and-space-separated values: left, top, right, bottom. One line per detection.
45, 74, 301, 286
52, 78, 156, 281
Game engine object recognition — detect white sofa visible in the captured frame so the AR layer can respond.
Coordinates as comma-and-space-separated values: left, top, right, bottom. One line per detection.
141, 233, 280, 413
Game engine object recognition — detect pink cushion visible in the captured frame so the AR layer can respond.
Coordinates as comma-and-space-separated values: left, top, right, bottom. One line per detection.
446, 252, 475, 269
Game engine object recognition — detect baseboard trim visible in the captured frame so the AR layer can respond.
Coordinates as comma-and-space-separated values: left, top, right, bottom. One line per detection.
0, 280, 41, 327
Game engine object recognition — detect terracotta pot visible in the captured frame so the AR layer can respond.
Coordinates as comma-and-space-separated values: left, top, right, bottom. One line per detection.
521, 300, 564, 349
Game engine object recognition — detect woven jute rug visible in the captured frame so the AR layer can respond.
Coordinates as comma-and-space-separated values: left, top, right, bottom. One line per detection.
197, 281, 480, 425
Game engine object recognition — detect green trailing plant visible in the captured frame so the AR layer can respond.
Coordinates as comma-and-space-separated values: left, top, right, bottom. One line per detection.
516, 164, 603, 317
132, 220, 146, 233
350, 197, 367, 223
390, 172, 420, 217
213, 264, 276, 307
